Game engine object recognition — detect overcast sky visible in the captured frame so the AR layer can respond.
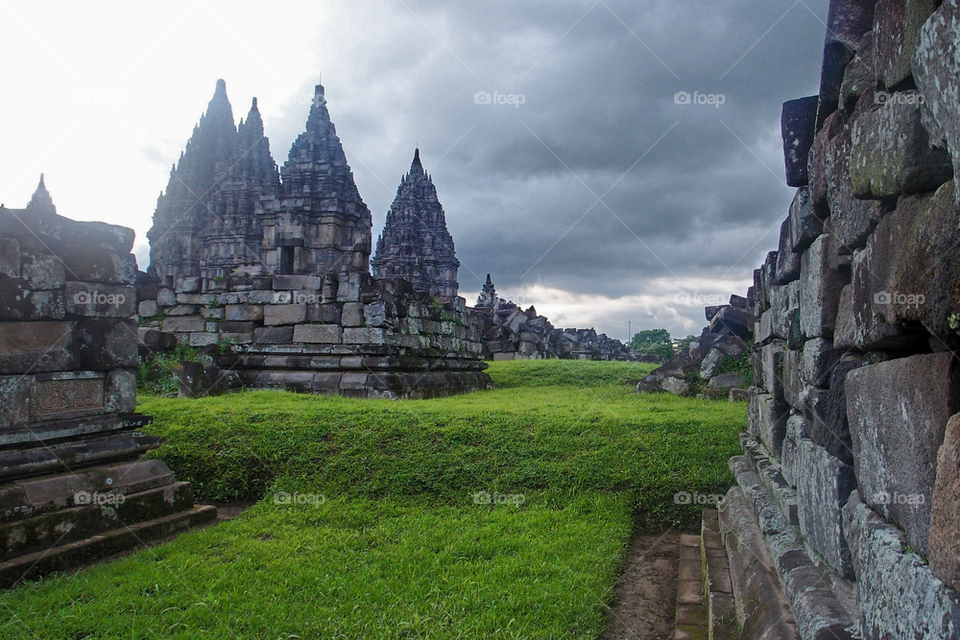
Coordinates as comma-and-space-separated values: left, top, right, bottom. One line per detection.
0, 0, 830, 340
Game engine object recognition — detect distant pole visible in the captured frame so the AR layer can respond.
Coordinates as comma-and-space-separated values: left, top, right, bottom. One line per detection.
628, 320, 631, 344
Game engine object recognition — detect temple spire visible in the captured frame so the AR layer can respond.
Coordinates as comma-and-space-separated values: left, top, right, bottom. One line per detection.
410, 148, 424, 175
26, 174, 56, 214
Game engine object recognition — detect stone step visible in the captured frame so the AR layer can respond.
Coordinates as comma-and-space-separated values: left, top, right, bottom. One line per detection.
700, 509, 738, 640
676, 533, 709, 640
0, 505, 218, 589
0, 432, 161, 482
0, 459, 176, 524
0, 481, 195, 560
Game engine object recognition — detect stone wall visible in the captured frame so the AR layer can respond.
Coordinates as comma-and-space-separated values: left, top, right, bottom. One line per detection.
137, 271, 492, 399
472, 277, 632, 361
0, 181, 215, 587
722, 1, 960, 638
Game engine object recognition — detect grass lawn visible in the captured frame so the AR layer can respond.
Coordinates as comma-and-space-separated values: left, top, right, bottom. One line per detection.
0, 360, 746, 639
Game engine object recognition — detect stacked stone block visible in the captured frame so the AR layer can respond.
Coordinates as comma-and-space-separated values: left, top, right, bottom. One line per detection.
0, 181, 215, 588
137, 271, 492, 399
720, 1, 960, 638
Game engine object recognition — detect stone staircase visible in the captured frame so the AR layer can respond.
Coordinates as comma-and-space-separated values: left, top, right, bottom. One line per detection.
674, 509, 739, 640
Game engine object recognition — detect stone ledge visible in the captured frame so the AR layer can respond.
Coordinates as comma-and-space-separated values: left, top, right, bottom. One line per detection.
843, 491, 960, 639
0, 505, 217, 589
718, 485, 800, 639
728, 454, 859, 640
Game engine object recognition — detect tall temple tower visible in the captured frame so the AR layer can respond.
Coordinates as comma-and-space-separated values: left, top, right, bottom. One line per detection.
372, 149, 460, 301
146, 79, 371, 286
147, 80, 281, 285
259, 82, 372, 276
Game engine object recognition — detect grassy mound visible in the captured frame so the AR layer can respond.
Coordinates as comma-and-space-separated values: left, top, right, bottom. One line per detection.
0, 360, 746, 639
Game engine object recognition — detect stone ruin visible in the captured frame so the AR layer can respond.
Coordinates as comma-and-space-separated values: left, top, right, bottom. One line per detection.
636, 294, 755, 398
140, 80, 491, 398
371, 149, 460, 302
691, 1, 960, 637
0, 179, 215, 587
473, 275, 632, 361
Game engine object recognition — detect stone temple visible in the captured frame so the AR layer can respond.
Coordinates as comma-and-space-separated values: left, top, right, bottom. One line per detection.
372, 149, 460, 301
139, 80, 491, 398
147, 79, 371, 285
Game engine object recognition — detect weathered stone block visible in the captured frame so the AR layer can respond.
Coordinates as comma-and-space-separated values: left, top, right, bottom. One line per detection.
781, 96, 820, 187
225, 304, 264, 322
801, 338, 841, 388
341, 302, 363, 327
915, 0, 960, 199
161, 316, 206, 333
761, 341, 785, 404
796, 439, 857, 578
156, 288, 177, 307
175, 277, 201, 293
788, 187, 823, 253
220, 321, 255, 334
364, 301, 388, 327
138, 300, 158, 318
847, 184, 960, 348
783, 348, 804, 412
0, 279, 64, 321
76, 319, 138, 371
63, 283, 136, 318
800, 234, 849, 338
840, 32, 875, 110
273, 275, 321, 291
293, 324, 342, 344
817, 357, 861, 466
188, 332, 218, 347
164, 305, 199, 316
755, 309, 775, 346
850, 91, 952, 198
700, 347, 727, 379
342, 327, 387, 345
0, 376, 32, 427
844, 491, 960, 639
308, 303, 341, 324
930, 413, 960, 592
749, 390, 789, 459
0, 321, 79, 374
873, 0, 938, 89
264, 304, 307, 326
781, 414, 810, 487
775, 219, 802, 284
68, 251, 137, 285
20, 254, 64, 290
252, 326, 293, 344
824, 127, 889, 253
104, 369, 136, 413
337, 272, 363, 303
846, 353, 960, 556
0, 238, 18, 278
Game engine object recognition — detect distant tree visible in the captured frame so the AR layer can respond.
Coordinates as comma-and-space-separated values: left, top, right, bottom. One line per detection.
674, 335, 699, 354
630, 329, 675, 360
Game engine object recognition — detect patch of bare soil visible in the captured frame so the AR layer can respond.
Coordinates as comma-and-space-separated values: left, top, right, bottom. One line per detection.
210, 500, 256, 521
603, 530, 680, 640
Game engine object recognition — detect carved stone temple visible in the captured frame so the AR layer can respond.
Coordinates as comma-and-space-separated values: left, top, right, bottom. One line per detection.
0, 178, 215, 587
139, 80, 491, 398
147, 79, 371, 285
371, 149, 460, 301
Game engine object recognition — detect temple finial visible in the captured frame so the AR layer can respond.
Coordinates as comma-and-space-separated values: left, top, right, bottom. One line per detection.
26, 174, 56, 214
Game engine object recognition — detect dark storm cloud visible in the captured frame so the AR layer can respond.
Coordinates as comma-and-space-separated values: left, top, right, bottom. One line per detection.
267, 0, 830, 334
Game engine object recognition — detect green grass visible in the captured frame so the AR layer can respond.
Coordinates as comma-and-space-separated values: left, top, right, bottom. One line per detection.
0, 360, 746, 639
